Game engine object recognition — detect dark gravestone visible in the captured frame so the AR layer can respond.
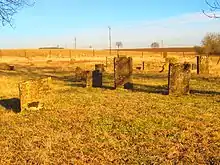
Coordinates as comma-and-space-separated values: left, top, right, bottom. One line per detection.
114, 57, 133, 89
168, 63, 191, 95
197, 55, 210, 75
19, 77, 52, 112
92, 70, 102, 87
95, 64, 105, 72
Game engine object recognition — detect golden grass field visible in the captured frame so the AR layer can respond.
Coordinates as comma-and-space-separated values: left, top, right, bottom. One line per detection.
0, 48, 220, 164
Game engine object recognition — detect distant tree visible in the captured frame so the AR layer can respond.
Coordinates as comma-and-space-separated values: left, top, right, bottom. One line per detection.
116, 41, 123, 57
151, 42, 160, 48
203, 0, 220, 18
194, 32, 220, 55
0, 0, 34, 27
116, 41, 123, 49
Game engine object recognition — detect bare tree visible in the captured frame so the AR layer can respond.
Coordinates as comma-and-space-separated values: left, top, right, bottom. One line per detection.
0, 0, 34, 27
194, 32, 220, 55
203, 0, 220, 18
151, 42, 160, 48
116, 41, 123, 49
116, 41, 123, 57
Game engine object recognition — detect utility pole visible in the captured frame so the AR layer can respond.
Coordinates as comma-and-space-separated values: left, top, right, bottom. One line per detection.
108, 26, 112, 56
74, 37, 76, 49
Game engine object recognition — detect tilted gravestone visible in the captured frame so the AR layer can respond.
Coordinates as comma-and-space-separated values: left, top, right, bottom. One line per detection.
197, 55, 210, 75
114, 56, 133, 89
168, 63, 191, 95
18, 77, 52, 112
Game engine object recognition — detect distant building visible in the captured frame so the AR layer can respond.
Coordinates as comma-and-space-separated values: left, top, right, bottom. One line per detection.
39, 46, 64, 49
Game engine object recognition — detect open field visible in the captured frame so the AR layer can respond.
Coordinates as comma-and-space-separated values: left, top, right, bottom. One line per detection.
0, 47, 196, 59
0, 49, 220, 164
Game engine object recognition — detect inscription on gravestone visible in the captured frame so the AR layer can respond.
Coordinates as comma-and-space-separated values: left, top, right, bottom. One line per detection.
19, 77, 52, 111
114, 56, 133, 89
168, 63, 191, 95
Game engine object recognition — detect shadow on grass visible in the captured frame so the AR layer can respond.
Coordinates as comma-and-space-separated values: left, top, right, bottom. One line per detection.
190, 90, 220, 95
100, 85, 115, 90
133, 73, 167, 80
191, 74, 220, 83
0, 98, 21, 113
132, 84, 168, 95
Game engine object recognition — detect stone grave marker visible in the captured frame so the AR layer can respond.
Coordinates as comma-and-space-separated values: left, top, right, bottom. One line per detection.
19, 77, 52, 112
168, 63, 191, 95
82, 71, 92, 88
92, 70, 102, 88
197, 55, 210, 75
114, 56, 133, 89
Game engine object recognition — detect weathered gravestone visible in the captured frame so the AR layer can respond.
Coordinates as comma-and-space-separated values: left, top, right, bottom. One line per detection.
82, 71, 92, 88
197, 55, 210, 75
168, 63, 191, 95
95, 64, 105, 72
74, 67, 93, 87
114, 56, 133, 89
74, 67, 84, 81
18, 77, 52, 112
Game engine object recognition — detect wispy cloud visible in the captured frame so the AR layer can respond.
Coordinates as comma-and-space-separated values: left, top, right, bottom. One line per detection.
71, 12, 220, 49
1, 12, 220, 49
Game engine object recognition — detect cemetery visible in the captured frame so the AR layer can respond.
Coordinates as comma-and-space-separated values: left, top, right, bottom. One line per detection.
0, 0, 220, 163
0, 50, 219, 164
2, 54, 218, 113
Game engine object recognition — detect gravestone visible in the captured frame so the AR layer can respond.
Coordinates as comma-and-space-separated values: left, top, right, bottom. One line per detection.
92, 70, 102, 87
114, 56, 133, 89
168, 63, 191, 95
197, 55, 210, 75
19, 77, 52, 112
82, 71, 92, 88
74, 67, 84, 81
95, 64, 105, 72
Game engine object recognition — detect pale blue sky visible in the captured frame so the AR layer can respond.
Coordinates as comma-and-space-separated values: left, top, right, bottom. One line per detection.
0, 0, 219, 49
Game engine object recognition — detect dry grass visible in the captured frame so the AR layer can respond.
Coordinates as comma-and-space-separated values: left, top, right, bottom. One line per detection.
0, 53, 220, 164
